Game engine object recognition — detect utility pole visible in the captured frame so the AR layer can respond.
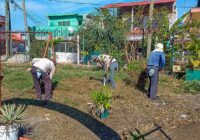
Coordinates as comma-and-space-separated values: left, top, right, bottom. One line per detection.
77, 35, 80, 65
147, 0, 154, 59
22, 0, 31, 53
5, 0, 12, 58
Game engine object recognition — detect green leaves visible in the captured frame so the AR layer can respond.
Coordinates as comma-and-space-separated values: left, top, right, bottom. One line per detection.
183, 80, 200, 94
0, 104, 26, 125
79, 9, 130, 54
90, 87, 112, 115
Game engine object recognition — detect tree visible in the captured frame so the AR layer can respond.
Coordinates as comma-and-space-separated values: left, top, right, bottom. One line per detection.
79, 9, 130, 64
176, 20, 200, 69
79, 8, 173, 64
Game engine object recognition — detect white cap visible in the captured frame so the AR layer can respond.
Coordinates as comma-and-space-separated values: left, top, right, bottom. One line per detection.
155, 43, 164, 52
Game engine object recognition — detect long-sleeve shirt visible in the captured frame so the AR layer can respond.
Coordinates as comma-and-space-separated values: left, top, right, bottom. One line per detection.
147, 50, 165, 69
98, 54, 117, 70
32, 58, 55, 79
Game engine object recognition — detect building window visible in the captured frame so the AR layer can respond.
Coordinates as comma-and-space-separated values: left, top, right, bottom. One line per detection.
55, 42, 76, 53
58, 21, 70, 26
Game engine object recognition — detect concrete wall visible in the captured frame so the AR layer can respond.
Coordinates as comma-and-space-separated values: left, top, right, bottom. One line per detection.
56, 52, 77, 63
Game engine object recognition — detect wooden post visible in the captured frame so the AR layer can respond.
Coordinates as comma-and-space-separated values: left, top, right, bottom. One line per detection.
77, 34, 80, 65
22, 0, 31, 53
43, 41, 49, 58
131, 6, 134, 31
5, 0, 11, 58
147, 0, 154, 59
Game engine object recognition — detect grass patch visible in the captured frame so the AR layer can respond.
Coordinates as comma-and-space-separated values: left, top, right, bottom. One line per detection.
63, 98, 80, 107
2, 64, 102, 93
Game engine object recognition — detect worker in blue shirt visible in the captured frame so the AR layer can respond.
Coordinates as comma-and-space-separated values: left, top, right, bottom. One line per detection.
147, 43, 165, 100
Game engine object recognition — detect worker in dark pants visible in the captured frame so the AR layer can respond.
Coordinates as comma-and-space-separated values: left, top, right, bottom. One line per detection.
147, 43, 165, 100
31, 58, 56, 104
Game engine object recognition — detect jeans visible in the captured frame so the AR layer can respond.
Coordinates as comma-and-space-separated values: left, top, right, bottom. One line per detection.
147, 66, 159, 99
109, 61, 118, 88
31, 66, 52, 101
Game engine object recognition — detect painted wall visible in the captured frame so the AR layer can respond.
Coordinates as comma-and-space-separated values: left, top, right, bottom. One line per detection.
56, 52, 77, 63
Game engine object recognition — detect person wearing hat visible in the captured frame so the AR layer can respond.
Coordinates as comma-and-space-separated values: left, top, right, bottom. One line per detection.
31, 58, 56, 103
147, 43, 165, 100
92, 54, 118, 89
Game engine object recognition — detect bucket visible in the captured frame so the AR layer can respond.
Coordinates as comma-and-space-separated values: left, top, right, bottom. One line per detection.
0, 125, 18, 140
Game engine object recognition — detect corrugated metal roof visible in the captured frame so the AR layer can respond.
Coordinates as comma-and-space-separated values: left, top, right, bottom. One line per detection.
102, 0, 175, 8
47, 13, 81, 17
191, 7, 200, 13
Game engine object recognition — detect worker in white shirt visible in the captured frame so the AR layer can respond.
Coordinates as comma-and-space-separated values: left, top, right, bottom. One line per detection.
92, 54, 118, 89
31, 58, 56, 103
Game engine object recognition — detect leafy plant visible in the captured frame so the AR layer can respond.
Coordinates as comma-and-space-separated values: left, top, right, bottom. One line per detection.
0, 104, 26, 126
125, 60, 147, 84
88, 87, 112, 117
180, 80, 200, 94
174, 19, 200, 69
79, 8, 130, 62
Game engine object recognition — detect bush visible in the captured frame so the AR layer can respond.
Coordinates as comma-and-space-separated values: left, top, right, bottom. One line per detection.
89, 87, 112, 117
125, 60, 147, 90
180, 80, 200, 94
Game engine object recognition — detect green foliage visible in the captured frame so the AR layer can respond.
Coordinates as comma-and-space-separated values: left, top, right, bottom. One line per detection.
179, 80, 200, 94
0, 104, 26, 125
125, 60, 147, 91
89, 87, 112, 117
29, 32, 63, 59
127, 60, 146, 74
29, 33, 46, 59
2, 64, 102, 94
91, 87, 112, 110
3, 64, 33, 93
79, 8, 130, 58
170, 12, 190, 33
152, 7, 170, 43
175, 19, 200, 69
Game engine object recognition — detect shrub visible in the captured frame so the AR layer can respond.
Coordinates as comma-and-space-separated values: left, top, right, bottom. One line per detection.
179, 80, 200, 94
125, 60, 148, 90
0, 104, 26, 125
89, 87, 112, 117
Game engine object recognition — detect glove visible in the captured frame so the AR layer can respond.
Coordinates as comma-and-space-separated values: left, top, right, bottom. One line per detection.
149, 69, 155, 77
36, 71, 42, 79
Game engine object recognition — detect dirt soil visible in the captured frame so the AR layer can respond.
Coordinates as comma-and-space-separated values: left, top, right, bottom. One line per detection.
2, 75, 200, 140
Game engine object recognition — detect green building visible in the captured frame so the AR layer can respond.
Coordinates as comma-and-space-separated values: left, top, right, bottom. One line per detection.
33, 13, 84, 40
32, 13, 85, 64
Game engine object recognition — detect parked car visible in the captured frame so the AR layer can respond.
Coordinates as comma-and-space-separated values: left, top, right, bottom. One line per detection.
12, 44, 26, 53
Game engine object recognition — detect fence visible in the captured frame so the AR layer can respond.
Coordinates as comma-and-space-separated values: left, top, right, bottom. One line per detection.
0, 32, 80, 64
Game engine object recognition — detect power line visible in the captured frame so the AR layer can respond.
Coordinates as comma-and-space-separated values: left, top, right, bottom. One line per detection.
48, 0, 101, 6
10, 0, 45, 25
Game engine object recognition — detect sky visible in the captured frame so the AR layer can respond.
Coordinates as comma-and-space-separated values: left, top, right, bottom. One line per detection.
0, 0, 198, 31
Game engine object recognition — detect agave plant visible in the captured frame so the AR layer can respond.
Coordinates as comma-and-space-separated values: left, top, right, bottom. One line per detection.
0, 104, 26, 126
88, 87, 112, 117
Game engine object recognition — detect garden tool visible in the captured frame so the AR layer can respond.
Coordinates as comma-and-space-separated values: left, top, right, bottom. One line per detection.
103, 73, 108, 86
130, 123, 171, 140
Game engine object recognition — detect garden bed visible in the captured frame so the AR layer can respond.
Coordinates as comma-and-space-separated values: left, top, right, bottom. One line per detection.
1, 64, 200, 140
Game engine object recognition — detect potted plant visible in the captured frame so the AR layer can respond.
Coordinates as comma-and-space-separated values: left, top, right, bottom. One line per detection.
88, 87, 112, 119
0, 104, 26, 140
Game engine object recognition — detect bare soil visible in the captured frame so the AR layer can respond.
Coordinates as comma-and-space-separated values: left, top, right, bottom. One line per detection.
2, 74, 200, 140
